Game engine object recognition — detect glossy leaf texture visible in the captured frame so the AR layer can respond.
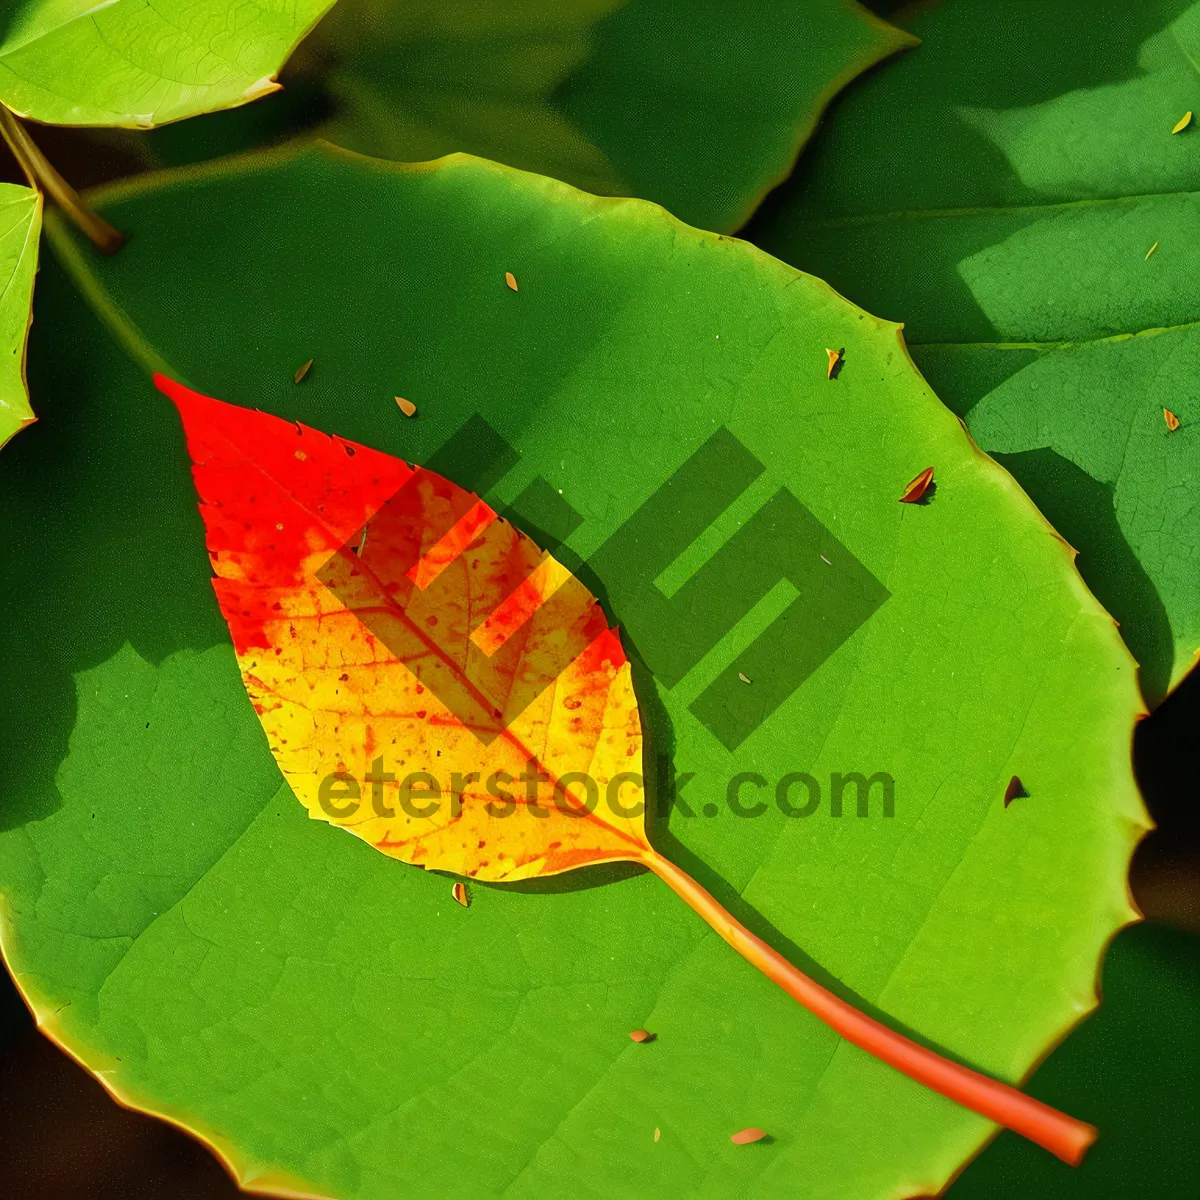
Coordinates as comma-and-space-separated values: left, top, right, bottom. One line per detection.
313, 0, 916, 231
0, 183, 39, 451
164, 377, 650, 880
749, 0, 1200, 705
0, 0, 338, 127
0, 144, 1146, 1199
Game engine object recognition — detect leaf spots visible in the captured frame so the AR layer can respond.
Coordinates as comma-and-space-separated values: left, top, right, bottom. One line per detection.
899, 467, 935, 504
1004, 775, 1028, 807
731, 1127, 768, 1145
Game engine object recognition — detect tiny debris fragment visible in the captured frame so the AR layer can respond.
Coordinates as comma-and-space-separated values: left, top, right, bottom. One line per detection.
1173, 111, 1192, 134
452, 881, 469, 907
1164, 407, 1181, 431
654, 1127, 661, 1142
738, 672, 752, 684
293, 358, 313, 384
825, 347, 844, 380
820, 554, 832, 565
629, 1029, 655, 1043
1146, 241, 1160, 260
899, 466, 935, 504
505, 271, 519, 292
731, 1127, 768, 1145
396, 396, 417, 417
1004, 776, 1027, 807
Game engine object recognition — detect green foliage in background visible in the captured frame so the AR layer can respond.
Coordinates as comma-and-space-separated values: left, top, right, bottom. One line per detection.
751, 0, 1200, 705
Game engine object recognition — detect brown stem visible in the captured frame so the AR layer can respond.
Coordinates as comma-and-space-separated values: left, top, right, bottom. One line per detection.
0, 106, 124, 254
640, 848, 1098, 1165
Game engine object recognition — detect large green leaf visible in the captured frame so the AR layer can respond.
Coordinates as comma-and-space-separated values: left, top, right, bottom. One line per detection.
0, 0, 337, 127
0, 144, 1145, 1198
0, 182, 39, 451
315, 0, 916, 231
750, 0, 1200, 705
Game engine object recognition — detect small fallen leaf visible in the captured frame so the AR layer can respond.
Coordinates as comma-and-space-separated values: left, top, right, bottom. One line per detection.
1004, 776, 1027, 807
738, 672, 752, 684
505, 271, 518, 292
654, 1127, 661, 1142
395, 396, 417, 417
731, 1127, 768, 1145
1173, 111, 1192, 134
629, 1029, 655, 1043
1164, 408, 1180, 431
825, 346, 843, 379
452, 881, 469, 907
293, 358, 313, 384
899, 466, 935, 504
1145, 241, 1159, 260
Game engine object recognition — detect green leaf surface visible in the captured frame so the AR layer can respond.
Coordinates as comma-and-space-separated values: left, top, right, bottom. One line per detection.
0, 182, 40, 452
0, 0, 338, 127
315, 0, 916, 231
0, 144, 1145, 1198
749, 0, 1200, 705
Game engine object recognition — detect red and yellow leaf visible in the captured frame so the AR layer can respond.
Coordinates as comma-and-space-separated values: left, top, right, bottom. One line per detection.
160, 374, 649, 883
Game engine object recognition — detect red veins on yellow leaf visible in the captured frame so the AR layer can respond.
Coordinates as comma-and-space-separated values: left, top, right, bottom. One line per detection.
157, 374, 648, 883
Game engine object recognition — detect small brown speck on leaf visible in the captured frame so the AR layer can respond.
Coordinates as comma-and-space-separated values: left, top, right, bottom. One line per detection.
738, 672, 751, 684
826, 347, 844, 380
654, 1127, 661, 1142
1174, 111, 1192, 134
452, 881, 469, 907
1164, 407, 1181, 431
275, 523, 284, 532
900, 466, 935, 504
1004, 776, 1027, 807
505, 271, 519, 291
1146, 241, 1160, 260
396, 397, 417, 417
293, 358, 313, 384
629, 1029, 655, 1043
294, 449, 307, 462
731, 1127, 768, 1145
